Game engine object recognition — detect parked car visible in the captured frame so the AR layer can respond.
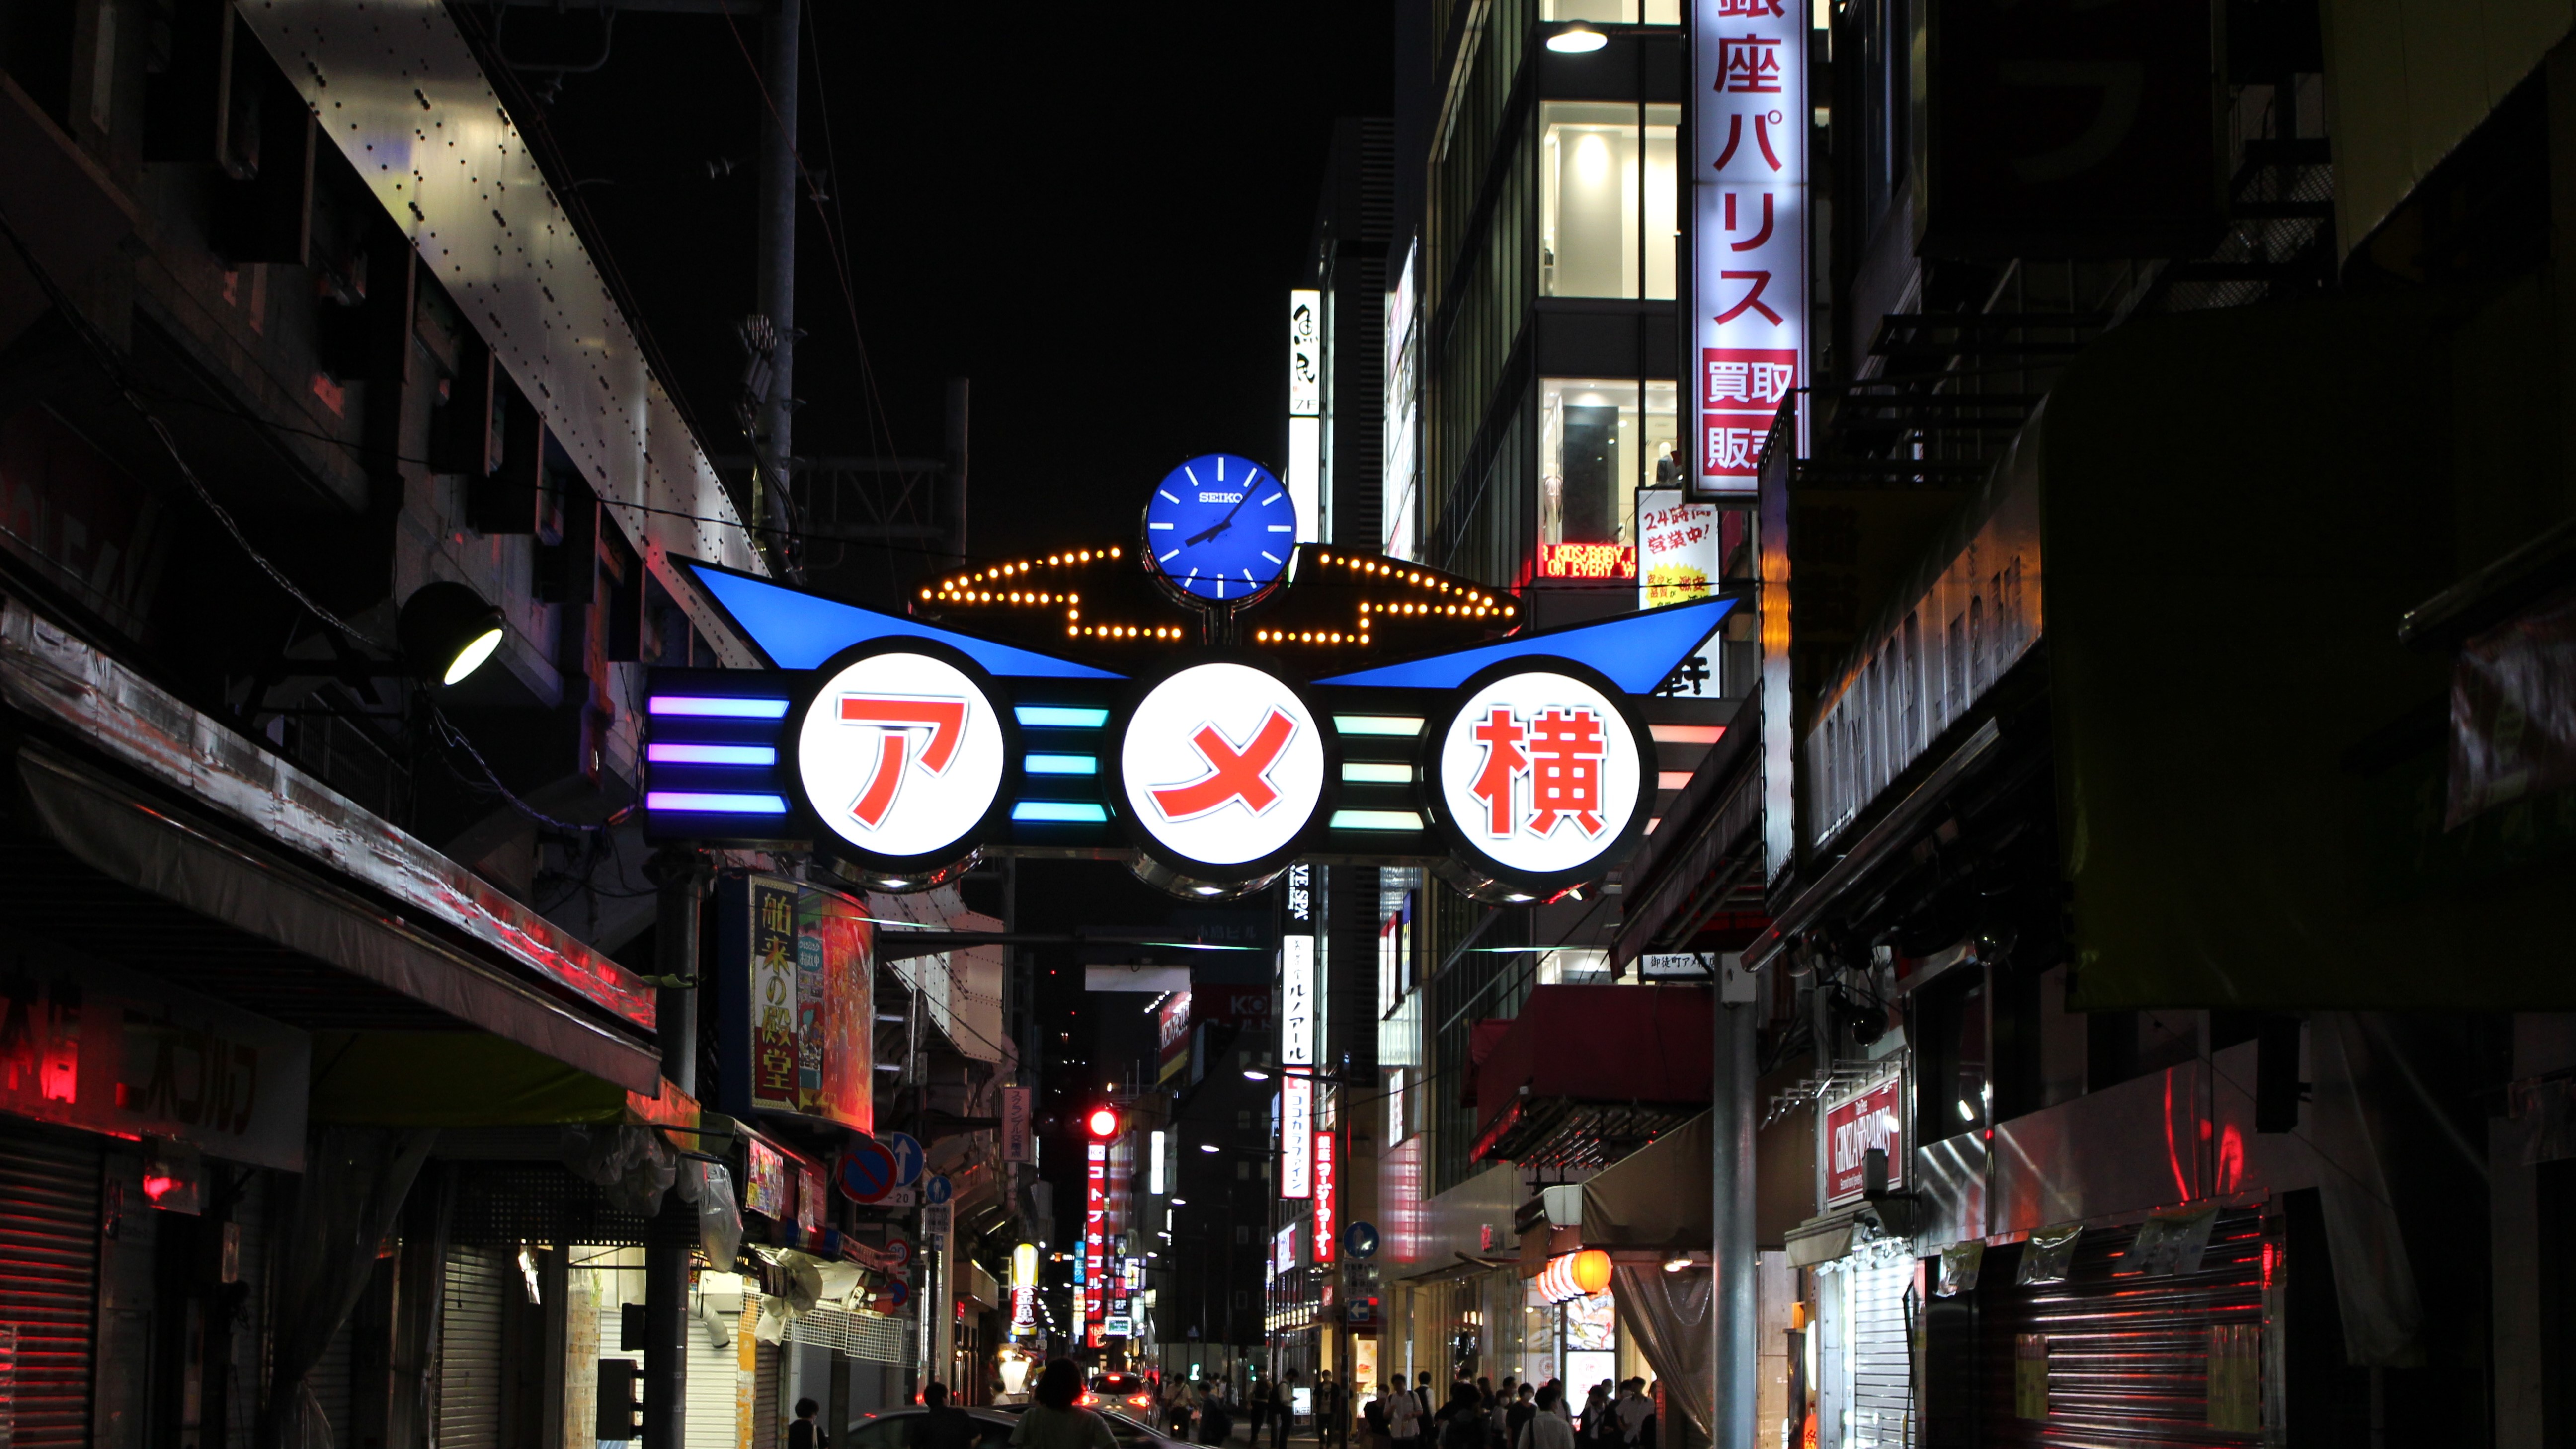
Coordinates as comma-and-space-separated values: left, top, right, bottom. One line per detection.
843, 1404, 1190, 1449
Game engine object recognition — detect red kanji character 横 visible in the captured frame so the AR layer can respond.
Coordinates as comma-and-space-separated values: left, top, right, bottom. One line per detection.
1468, 706, 1529, 836
1527, 708, 1608, 836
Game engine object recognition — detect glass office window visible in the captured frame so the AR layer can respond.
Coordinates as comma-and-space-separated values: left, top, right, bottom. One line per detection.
1539, 379, 1680, 552
1539, 104, 1681, 299
1540, 0, 1682, 21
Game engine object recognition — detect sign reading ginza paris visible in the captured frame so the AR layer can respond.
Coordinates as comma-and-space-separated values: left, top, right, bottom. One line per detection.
1694, 0, 1806, 493
1281, 935, 1316, 1067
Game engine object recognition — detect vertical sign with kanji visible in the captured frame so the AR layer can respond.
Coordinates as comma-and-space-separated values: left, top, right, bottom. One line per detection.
748, 878, 799, 1112
1084, 1143, 1109, 1325
1695, 0, 1806, 494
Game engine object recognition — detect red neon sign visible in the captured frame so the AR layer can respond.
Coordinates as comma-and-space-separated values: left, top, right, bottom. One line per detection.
1540, 542, 1637, 579
1312, 1131, 1337, 1264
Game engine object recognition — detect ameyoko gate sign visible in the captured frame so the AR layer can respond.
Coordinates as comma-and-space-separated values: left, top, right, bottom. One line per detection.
644, 562, 1735, 902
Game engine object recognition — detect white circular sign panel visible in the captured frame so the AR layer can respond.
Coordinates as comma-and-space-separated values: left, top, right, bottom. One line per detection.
798, 650, 1005, 860
1121, 662, 1326, 867
1435, 668, 1645, 876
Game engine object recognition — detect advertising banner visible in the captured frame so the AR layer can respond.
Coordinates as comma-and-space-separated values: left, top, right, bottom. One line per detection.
0, 953, 308, 1170
1280, 1072, 1314, 1199
1312, 1130, 1338, 1264
742, 1136, 788, 1219
1001, 1085, 1033, 1163
1693, 0, 1807, 493
721, 876, 874, 1130
1280, 934, 1315, 1067
1823, 1076, 1904, 1204
749, 877, 799, 1112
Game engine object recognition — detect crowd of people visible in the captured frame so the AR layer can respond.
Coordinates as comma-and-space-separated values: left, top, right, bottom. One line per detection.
1360, 1374, 1657, 1449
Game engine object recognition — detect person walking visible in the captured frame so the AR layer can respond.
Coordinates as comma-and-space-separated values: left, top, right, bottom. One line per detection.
1010, 1363, 1117, 1449
1384, 1382, 1421, 1449
1414, 1375, 1436, 1422
1487, 1380, 1513, 1449
1519, 1388, 1575, 1449
1273, 1370, 1299, 1449
1505, 1383, 1536, 1449
1611, 1382, 1650, 1449
1437, 1386, 1484, 1449
789, 1398, 830, 1449
908, 1384, 975, 1449
1249, 1382, 1272, 1447
1317, 1371, 1345, 1449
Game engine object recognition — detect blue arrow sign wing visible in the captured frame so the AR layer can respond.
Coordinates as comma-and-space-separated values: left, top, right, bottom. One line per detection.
1313, 596, 1738, 694
680, 559, 1127, 680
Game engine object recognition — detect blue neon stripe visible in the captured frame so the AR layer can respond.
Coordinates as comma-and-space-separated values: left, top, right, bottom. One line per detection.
648, 695, 791, 719
687, 563, 1125, 680
1024, 754, 1098, 775
1016, 706, 1111, 729
1313, 597, 1738, 694
646, 791, 789, 814
1012, 801, 1110, 823
646, 742, 780, 766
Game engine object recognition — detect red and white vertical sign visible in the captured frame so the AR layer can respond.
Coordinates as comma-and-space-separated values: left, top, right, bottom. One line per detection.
1280, 1072, 1314, 1199
1313, 1131, 1338, 1263
1694, 0, 1806, 494
1084, 1143, 1108, 1322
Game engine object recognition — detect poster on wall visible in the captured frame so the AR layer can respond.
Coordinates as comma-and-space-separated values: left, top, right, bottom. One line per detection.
719, 876, 875, 1130
797, 888, 875, 1130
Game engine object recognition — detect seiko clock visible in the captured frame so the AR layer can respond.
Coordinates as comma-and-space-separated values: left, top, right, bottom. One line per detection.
1141, 453, 1296, 605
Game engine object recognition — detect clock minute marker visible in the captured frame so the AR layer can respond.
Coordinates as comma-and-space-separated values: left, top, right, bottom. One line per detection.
1159, 549, 1181, 563
1158, 489, 1181, 503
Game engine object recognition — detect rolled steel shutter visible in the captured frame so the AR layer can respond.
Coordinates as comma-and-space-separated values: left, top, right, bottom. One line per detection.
308, 1316, 357, 1449
0, 1118, 102, 1449
1848, 1259, 1914, 1449
754, 1339, 781, 1449
1976, 1208, 2271, 1447
438, 1245, 514, 1449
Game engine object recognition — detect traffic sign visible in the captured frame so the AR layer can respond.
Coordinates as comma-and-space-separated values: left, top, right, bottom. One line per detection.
839, 1142, 898, 1203
883, 1132, 925, 1186
875, 1277, 911, 1311
925, 1174, 953, 1205
1344, 1221, 1380, 1260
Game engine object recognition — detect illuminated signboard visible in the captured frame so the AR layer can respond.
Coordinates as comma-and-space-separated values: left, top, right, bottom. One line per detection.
1539, 542, 1637, 580
1117, 660, 1329, 884
1426, 661, 1655, 900
1823, 1076, 1905, 1205
1280, 1072, 1314, 1199
1693, 0, 1806, 493
1085, 1142, 1109, 1322
791, 639, 1016, 883
1281, 934, 1315, 1067
1313, 1130, 1338, 1264
1289, 292, 1322, 540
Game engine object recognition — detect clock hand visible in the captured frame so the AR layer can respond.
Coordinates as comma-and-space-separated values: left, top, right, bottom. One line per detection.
1184, 477, 1268, 547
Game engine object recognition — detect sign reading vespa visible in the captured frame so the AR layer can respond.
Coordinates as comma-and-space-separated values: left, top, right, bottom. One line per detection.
1426, 660, 1654, 900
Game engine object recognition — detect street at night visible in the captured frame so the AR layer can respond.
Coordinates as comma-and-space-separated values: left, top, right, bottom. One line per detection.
0, 1, 2566, 1448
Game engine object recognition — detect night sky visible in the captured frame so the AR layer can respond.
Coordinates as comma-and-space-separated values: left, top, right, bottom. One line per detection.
490, 1, 1397, 592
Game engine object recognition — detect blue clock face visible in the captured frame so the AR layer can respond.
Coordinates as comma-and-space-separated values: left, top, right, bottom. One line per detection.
1142, 453, 1297, 603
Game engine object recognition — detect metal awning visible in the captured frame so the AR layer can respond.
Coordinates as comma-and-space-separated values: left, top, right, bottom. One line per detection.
5, 740, 661, 1092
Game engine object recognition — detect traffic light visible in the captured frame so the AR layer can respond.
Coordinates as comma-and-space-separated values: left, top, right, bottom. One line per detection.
1085, 1106, 1121, 1139
596, 1359, 643, 1440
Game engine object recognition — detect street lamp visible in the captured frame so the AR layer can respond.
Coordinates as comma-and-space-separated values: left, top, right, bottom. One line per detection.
1545, 24, 1608, 52
397, 581, 505, 686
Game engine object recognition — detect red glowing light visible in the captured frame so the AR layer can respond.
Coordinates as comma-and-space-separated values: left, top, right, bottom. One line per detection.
1539, 542, 1637, 579
142, 1173, 177, 1203
1085, 1107, 1120, 1138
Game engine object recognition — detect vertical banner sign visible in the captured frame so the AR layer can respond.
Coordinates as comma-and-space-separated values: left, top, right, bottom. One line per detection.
1085, 1143, 1109, 1323
1288, 289, 1323, 540
1313, 1130, 1338, 1264
1281, 935, 1316, 1068
794, 888, 873, 1128
749, 878, 799, 1112
1000, 1085, 1033, 1164
797, 1165, 824, 1234
1281, 1072, 1315, 1199
1694, 0, 1806, 494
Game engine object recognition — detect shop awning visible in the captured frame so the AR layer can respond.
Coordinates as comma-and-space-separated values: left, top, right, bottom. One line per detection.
1469, 985, 1712, 1168
8, 741, 662, 1093
1580, 1110, 1711, 1251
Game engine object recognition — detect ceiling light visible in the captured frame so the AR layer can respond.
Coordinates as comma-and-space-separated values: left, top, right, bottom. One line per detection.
1547, 24, 1608, 52
398, 581, 506, 686
1199, 1143, 1220, 1153
1244, 1069, 1271, 1082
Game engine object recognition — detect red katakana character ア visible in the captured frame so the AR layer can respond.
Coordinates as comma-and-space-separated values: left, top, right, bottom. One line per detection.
1527, 708, 1608, 836
1468, 706, 1529, 836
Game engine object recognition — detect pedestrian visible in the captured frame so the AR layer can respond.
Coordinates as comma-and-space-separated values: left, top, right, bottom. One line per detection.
1200, 1382, 1235, 1447
1249, 1382, 1272, 1445
1505, 1383, 1535, 1449
1318, 1371, 1346, 1449
1414, 1375, 1437, 1421
1543, 1382, 1569, 1428
1384, 1382, 1421, 1449
1519, 1388, 1575, 1449
908, 1384, 974, 1449
1274, 1370, 1299, 1449
789, 1398, 830, 1449
1487, 1380, 1512, 1449
1612, 1381, 1650, 1449
1010, 1363, 1117, 1449
1574, 1386, 1606, 1445
1437, 1386, 1484, 1449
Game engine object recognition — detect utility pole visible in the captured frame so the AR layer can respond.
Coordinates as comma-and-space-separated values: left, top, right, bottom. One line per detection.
642, 849, 708, 1449
947, 377, 970, 567
1711, 996, 1757, 1449
756, 0, 803, 582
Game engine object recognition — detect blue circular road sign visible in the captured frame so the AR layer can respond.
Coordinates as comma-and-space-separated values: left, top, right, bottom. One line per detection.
883, 1132, 926, 1186
839, 1143, 898, 1203
925, 1174, 953, 1205
1345, 1221, 1381, 1260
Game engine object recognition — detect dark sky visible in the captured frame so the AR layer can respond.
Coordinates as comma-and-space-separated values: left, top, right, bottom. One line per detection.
497, 1, 1397, 597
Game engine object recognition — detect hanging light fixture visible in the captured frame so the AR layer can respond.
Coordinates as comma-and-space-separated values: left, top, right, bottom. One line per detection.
397, 580, 506, 686
1546, 23, 1609, 52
